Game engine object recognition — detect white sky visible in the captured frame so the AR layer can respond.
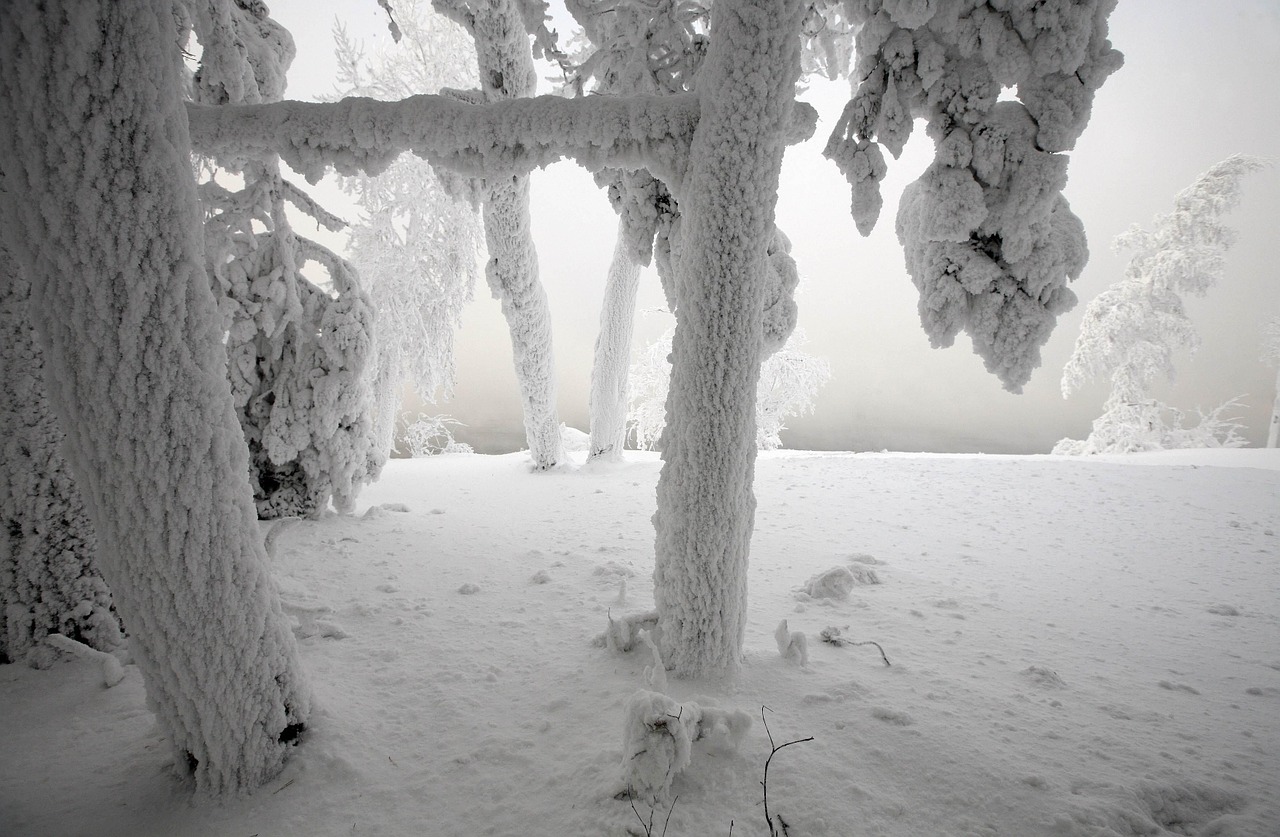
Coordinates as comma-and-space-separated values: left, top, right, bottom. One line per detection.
267, 0, 1280, 453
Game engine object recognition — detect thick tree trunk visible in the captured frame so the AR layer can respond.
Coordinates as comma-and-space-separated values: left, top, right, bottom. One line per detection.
0, 1, 310, 794
589, 224, 643, 461
653, 0, 804, 677
0, 251, 123, 665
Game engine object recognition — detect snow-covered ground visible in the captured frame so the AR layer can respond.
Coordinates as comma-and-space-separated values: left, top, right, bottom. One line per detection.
3, 449, 1278, 836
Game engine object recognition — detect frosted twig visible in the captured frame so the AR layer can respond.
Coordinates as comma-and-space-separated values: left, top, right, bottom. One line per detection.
760, 707, 813, 837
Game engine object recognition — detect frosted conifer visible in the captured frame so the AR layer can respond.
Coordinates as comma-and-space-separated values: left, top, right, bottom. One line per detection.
1057, 154, 1268, 454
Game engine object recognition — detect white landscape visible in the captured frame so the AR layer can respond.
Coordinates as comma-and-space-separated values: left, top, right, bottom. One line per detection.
3, 1, 1280, 836
4, 447, 1278, 836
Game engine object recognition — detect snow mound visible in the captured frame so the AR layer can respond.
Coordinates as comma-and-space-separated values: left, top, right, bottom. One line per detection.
800, 564, 880, 599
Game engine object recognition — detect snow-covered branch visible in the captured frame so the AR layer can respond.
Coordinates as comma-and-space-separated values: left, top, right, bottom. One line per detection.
186, 91, 817, 188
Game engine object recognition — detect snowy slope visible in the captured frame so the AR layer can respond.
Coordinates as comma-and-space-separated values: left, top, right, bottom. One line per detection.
2, 451, 1277, 836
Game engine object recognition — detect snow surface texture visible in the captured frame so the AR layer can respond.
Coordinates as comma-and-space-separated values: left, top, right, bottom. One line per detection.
823, 0, 1123, 392
652, 0, 807, 678
1057, 155, 1270, 455
3, 450, 1277, 834
0, 1, 309, 794
0, 250, 122, 664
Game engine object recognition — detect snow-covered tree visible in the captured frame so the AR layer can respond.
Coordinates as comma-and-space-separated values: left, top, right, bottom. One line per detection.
629, 328, 831, 452
825, 0, 1122, 392
191, 1, 380, 518
183, 0, 1117, 678
430, 0, 568, 471
331, 6, 485, 458
1056, 154, 1268, 454
1263, 316, 1280, 449
0, 0, 309, 793
0, 248, 123, 665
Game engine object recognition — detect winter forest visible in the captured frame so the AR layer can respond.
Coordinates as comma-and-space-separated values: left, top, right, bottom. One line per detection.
1, 1, 1278, 835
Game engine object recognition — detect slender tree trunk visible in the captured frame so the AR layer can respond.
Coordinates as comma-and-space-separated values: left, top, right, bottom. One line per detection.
1269, 367, 1279, 448
589, 224, 643, 460
0, 0, 309, 793
0, 250, 122, 665
653, 0, 804, 677
443, 0, 565, 469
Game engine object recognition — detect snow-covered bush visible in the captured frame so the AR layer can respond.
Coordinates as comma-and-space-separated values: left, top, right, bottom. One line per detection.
618, 689, 752, 800
629, 328, 831, 451
1, 251, 123, 664
1053, 397, 1249, 456
1058, 155, 1268, 454
192, 1, 379, 518
401, 414, 473, 457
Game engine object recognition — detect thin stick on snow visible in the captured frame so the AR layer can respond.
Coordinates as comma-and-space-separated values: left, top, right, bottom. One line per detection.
760, 707, 813, 837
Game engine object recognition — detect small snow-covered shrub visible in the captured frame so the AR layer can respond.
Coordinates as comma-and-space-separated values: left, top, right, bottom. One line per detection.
774, 620, 808, 666
401, 414, 473, 457
598, 610, 660, 653
617, 690, 752, 800
1053, 396, 1249, 455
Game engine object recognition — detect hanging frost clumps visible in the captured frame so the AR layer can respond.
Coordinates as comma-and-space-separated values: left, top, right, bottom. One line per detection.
0, 251, 123, 665
822, 0, 1123, 391
1055, 154, 1268, 455
331, 6, 484, 457
191, 1, 379, 518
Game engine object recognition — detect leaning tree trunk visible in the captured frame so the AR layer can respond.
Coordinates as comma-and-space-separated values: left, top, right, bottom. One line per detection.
449, 0, 565, 469
653, 0, 805, 677
588, 224, 643, 460
0, 0, 310, 794
0, 249, 123, 665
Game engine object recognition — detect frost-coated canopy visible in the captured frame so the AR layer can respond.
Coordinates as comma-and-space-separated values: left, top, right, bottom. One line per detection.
824, 0, 1123, 392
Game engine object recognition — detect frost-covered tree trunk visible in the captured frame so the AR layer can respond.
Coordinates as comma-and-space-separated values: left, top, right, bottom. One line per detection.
0, 0, 309, 794
1269, 370, 1280, 449
589, 224, 643, 460
437, 0, 565, 470
653, 0, 805, 677
0, 250, 122, 665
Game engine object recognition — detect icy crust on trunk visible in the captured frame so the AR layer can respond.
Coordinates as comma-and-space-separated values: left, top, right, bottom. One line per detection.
589, 226, 643, 460
0, 251, 123, 664
824, 0, 1122, 392
0, 1, 309, 794
438, 0, 565, 470
653, 0, 804, 678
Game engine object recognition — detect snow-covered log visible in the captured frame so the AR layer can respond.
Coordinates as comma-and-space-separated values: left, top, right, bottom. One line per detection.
0, 0, 310, 794
652, 0, 806, 677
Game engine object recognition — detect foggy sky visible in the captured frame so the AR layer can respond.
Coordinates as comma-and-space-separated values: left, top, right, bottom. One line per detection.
269, 0, 1280, 454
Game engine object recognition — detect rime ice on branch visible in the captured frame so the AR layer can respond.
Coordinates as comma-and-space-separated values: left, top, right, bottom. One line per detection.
0, 0, 309, 793
822, 0, 1123, 392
